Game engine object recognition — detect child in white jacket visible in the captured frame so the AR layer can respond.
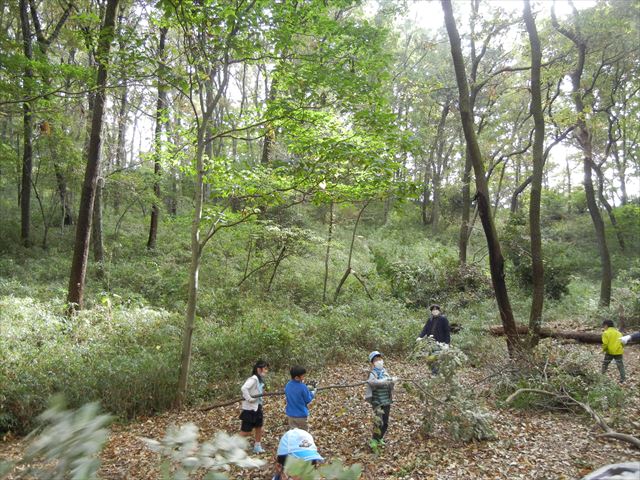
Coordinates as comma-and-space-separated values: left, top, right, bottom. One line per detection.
239, 360, 269, 453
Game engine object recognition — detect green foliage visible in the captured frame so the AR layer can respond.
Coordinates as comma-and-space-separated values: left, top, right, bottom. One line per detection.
409, 339, 496, 442
142, 424, 264, 480
0, 397, 112, 480
612, 259, 640, 327
0, 298, 182, 433
371, 236, 492, 308
495, 341, 625, 412
503, 212, 572, 300
285, 457, 362, 480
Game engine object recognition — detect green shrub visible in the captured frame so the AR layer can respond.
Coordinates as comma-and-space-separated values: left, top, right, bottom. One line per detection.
0, 298, 183, 433
409, 339, 496, 442
503, 213, 573, 300
494, 341, 625, 412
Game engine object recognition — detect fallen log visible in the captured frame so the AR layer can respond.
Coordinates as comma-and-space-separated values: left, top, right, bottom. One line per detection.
489, 325, 601, 344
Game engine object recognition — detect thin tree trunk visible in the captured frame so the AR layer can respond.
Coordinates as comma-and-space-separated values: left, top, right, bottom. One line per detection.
524, 0, 545, 347
442, 0, 519, 356
176, 134, 206, 409
431, 100, 450, 234
19, 0, 33, 247
67, 0, 120, 311
552, 7, 611, 307
92, 176, 104, 266
266, 245, 286, 292
53, 161, 73, 225
492, 161, 506, 220
322, 201, 334, 303
334, 200, 370, 303
261, 75, 276, 165
593, 163, 625, 251
458, 148, 472, 264
147, 26, 168, 250
421, 163, 431, 226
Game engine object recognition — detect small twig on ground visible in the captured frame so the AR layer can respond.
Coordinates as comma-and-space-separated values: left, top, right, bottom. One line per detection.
505, 388, 640, 450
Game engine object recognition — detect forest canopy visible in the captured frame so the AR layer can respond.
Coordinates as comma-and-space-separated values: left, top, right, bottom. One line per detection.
0, 0, 639, 478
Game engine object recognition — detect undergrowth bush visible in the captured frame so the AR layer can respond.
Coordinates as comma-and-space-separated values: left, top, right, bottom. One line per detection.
0, 298, 182, 433
503, 213, 573, 300
408, 338, 496, 442
494, 341, 625, 412
370, 241, 491, 308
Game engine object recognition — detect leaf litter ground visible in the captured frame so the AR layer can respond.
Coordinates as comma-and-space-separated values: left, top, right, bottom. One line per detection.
1, 343, 638, 479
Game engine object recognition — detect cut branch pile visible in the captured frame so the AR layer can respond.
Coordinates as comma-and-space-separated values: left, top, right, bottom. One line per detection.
505, 388, 640, 450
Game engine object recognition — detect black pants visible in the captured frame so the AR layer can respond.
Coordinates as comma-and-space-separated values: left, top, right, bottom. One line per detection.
372, 404, 391, 440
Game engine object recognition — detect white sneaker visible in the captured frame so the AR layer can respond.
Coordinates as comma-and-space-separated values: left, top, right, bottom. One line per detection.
253, 444, 265, 454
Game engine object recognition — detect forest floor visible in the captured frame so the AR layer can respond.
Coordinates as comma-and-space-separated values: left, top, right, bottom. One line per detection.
2, 343, 639, 480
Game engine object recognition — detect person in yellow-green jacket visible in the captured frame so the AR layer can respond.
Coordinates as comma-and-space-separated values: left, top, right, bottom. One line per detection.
601, 319, 625, 383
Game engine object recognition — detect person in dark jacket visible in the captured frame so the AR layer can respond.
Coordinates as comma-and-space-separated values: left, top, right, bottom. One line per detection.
417, 304, 451, 345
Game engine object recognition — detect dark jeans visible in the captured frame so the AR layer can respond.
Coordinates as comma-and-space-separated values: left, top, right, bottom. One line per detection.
602, 353, 626, 383
372, 404, 391, 440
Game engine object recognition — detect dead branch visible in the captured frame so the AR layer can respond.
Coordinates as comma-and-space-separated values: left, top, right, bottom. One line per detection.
506, 388, 640, 450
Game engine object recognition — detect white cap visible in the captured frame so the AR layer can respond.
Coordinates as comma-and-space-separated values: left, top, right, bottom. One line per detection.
276, 428, 324, 462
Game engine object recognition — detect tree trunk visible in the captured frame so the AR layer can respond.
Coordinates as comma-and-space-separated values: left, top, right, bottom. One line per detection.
92, 176, 104, 266
552, 8, 612, 307
67, 0, 120, 311
593, 163, 625, 251
583, 153, 612, 306
19, 0, 33, 247
524, 0, 545, 347
53, 162, 73, 225
421, 164, 431, 226
458, 148, 472, 264
176, 128, 207, 408
442, 0, 519, 357
334, 200, 370, 303
322, 201, 334, 303
431, 99, 450, 235
147, 26, 168, 250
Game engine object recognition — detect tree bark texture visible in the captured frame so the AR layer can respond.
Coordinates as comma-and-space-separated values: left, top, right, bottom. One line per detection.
67, 0, 120, 310
92, 177, 104, 265
458, 148, 472, 264
322, 201, 334, 303
19, 0, 33, 246
147, 26, 168, 250
442, 0, 519, 357
489, 325, 601, 344
430, 99, 450, 234
524, 0, 545, 346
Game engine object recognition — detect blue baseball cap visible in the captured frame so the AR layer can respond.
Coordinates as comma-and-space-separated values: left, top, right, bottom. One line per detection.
368, 351, 382, 363
277, 428, 324, 462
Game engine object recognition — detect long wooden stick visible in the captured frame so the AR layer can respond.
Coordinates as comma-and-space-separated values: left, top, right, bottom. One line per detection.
199, 381, 370, 412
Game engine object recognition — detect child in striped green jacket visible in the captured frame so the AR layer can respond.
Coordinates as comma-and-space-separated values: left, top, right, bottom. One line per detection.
365, 351, 397, 450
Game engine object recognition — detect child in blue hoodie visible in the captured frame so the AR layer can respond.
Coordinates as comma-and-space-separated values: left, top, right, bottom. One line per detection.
284, 366, 316, 430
